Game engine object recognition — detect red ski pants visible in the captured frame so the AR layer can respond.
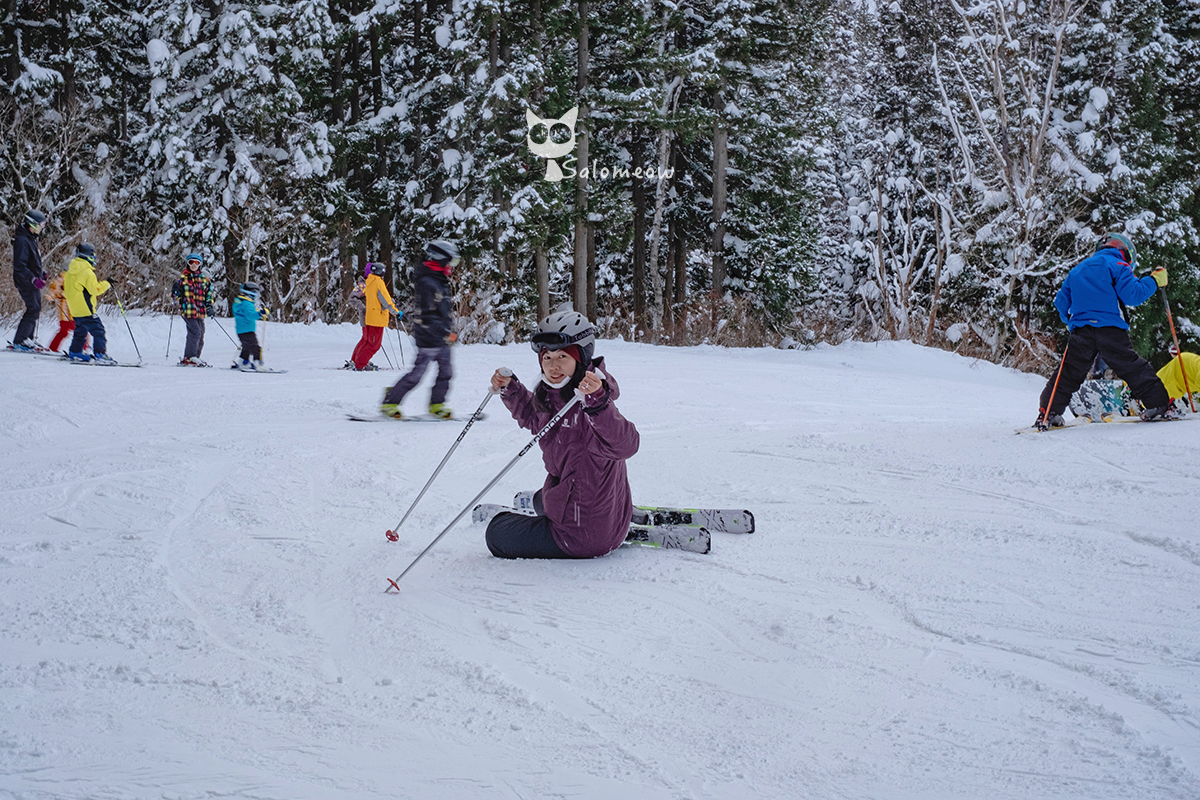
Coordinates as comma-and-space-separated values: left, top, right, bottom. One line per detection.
49, 320, 76, 352
351, 326, 384, 369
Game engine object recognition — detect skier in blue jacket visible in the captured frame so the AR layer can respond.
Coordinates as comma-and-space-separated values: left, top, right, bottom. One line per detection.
1035, 232, 1172, 429
231, 282, 269, 371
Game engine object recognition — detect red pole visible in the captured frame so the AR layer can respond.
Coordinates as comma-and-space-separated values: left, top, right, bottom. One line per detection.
1161, 287, 1196, 413
1041, 342, 1070, 429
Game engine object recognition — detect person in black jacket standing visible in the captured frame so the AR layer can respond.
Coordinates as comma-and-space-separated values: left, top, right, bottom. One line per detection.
380, 240, 461, 420
10, 209, 48, 350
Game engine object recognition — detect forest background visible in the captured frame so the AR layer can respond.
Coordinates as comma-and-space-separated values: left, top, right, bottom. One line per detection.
2, 0, 1197, 371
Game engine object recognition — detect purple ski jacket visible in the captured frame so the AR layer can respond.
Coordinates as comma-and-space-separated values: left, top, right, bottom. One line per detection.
500, 356, 640, 557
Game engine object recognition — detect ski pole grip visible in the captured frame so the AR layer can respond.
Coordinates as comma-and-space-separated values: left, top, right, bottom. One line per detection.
491, 367, 513, 394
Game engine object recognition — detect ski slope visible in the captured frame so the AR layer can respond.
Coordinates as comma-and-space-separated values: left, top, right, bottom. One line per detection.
2, 314, 1198, 800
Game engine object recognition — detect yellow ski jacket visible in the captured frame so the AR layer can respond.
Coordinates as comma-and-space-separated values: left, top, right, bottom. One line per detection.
1157, 352, 1200, 401
64, 256, 111, 318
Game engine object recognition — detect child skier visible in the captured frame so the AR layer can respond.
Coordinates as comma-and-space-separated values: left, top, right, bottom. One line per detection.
380, 241, 459, 419
485, 306, 640, 559
63, 243, 116, 365
1035, 232, 1173, 429
231, 281, 270, 371
173, 253, 215, 366
348, 262, 400, 371
1158, 343, 1200, 409
46, 271, 76, 353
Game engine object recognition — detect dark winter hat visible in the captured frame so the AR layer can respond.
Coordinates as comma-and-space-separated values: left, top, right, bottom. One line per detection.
1095, 232, 1137, 269
186, 252, 204, 271
369, 262, 387, 276
24, 209, 46, 230
76, 242, 96, 264
241, 281, 261, 296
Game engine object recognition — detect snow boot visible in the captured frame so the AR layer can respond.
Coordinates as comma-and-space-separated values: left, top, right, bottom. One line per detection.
429, 403, 453, 420
92, 353, 118, 366
66, 351, 91, 363
380, 403, 403, 420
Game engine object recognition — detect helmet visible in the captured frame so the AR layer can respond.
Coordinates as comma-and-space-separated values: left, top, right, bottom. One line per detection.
185, 252, 203, 271
425, 239, 461, 267
368, 262, 387, 276
1096, 232, 1137, 269
530, 303, 595, 366
241, 281, 261, 296
24, 209, 46, 231
76, 242, 96, 264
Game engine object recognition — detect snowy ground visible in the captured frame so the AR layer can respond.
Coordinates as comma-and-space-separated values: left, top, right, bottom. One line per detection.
2, 312, 1198, 800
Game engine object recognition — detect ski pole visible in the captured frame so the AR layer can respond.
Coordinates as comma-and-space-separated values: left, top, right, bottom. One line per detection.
393, 317, 406, 368
1041, 341, 1069, 429
166, 313, 174, 358
379, 335, 395, 370
386, 388, 582, 591
1161, 286, 1196, 413
109, 287, 143, 361
210, 314, 238, 346
384, 369, 511, 542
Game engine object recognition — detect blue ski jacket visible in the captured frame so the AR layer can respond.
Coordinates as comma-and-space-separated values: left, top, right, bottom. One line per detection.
1054, 247, 1158, 331
232, 294, 267, 334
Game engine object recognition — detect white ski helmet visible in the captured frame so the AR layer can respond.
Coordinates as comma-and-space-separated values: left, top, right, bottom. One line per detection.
425, 239, 461, 266
531, 303, 595, 365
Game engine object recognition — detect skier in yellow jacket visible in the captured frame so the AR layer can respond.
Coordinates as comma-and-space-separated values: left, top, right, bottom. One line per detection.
348, 262, 400, 371
63, 243, 115, 364
1157, 344, 1200, 408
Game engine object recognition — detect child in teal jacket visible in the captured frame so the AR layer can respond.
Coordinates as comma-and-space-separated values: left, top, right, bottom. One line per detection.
231, 282, 269, 371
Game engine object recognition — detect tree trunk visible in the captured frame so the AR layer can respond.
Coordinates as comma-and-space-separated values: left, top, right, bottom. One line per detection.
710, 83, 728, 301
536, 247, 550, 320
646, 128, 671, 336
632, 133, 647, 335
573, 0, 589, 316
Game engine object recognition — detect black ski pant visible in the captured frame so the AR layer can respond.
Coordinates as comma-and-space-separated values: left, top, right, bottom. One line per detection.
383, 345, 452, 406
69, 315, 107, 356
485, 490, 574, 559
1040, 325, 1168, 415
14, 280, 41, 344
238, 331, 261, 361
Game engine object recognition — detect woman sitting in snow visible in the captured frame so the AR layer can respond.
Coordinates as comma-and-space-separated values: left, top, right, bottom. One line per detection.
486, 305, 640, 559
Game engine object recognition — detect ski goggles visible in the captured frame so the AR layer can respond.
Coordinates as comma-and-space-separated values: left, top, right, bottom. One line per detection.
530, 330, 587, 350
29, 221, 43, 235
448, 256, 461, 268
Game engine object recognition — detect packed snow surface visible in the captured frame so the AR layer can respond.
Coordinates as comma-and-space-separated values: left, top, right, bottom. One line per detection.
2, 315, 1198, 800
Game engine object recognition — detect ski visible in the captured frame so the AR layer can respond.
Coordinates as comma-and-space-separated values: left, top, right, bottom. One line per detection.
511, 491, 753, 534
471, 503, 536, 525
348, 412, 485, 423
1015, 414, 1192, 434
625, 524, 711, 554
632, 506, 755, 534
66, 357, 143, 368
232, 366, 288, 373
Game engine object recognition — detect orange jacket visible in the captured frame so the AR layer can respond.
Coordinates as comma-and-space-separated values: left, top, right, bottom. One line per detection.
47, 273, 71, 321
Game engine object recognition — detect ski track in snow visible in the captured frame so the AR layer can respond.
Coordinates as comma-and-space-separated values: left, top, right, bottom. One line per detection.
1, 314, 1198, 799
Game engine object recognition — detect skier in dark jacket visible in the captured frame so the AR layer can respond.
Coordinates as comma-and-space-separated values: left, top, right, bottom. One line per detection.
485, 305, 640, 559
10, 209, 48, 350
1035, 232, 1172, 429
380, 240, 460, 419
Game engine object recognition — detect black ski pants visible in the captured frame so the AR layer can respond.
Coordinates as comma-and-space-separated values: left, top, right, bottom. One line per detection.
383, 345, 452, 406
14, 279, 41, 344
69, 315, 107, 356
238, 331, 261, 361
485, 490, 573, 559
1040, 325, 1168, 414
